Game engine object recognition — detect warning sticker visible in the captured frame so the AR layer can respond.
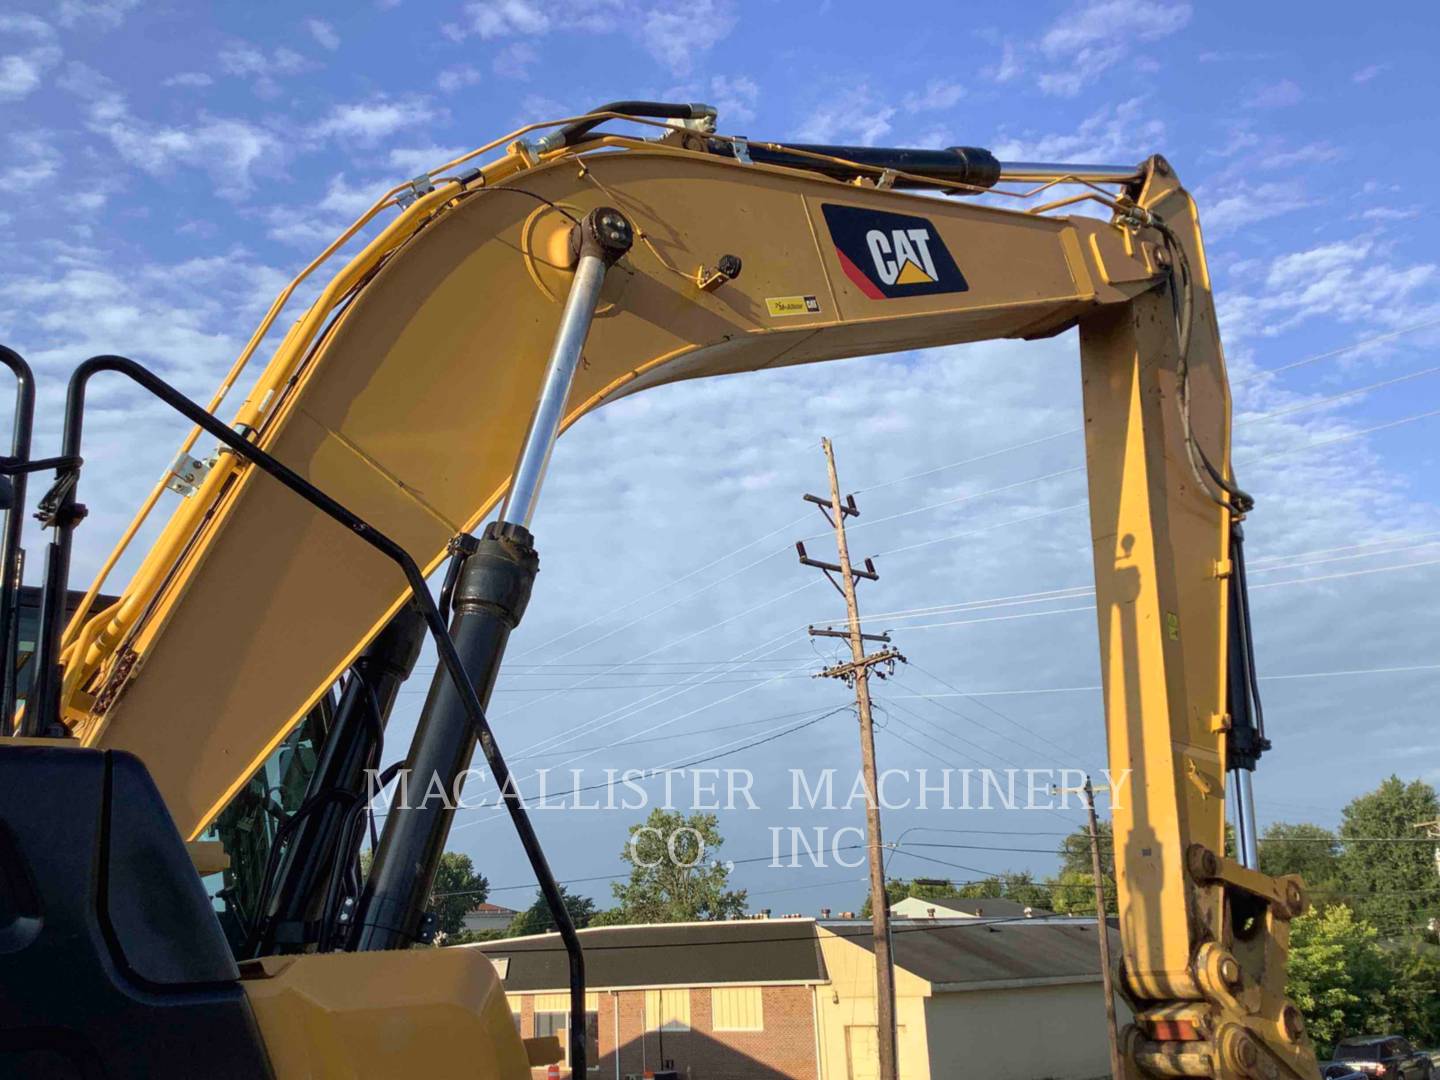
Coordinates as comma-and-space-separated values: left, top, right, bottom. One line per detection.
766, 295, 821, 318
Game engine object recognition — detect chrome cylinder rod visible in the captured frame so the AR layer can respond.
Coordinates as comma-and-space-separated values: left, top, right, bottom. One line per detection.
1232, 768, 1260, 869
499, 206, 633, 527
997, 161, 1143, 184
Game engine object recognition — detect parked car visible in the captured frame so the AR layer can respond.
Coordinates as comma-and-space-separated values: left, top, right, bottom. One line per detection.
1322, 1064, 1372, 1080
1333, 1036, 1434, 1080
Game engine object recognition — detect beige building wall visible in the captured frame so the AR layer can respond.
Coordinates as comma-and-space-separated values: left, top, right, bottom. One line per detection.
815, 930, 934, 1080
923, 980, 1130, 1080
890, 897, 980, 919
815, 927, 1130, 1080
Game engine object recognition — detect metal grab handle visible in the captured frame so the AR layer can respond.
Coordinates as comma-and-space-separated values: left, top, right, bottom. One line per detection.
0, 345, 33, 734
27, 355, 585, 1047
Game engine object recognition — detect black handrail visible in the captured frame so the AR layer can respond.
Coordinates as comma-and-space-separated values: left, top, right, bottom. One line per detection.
0, 346, 34, 735
28, 355, 586, 1063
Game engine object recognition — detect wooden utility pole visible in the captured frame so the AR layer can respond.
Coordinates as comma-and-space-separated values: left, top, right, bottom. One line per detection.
798, 437, 902, 1080
1080, 776, 1121, 1079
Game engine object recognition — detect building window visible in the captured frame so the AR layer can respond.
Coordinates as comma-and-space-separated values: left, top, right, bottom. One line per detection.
534, 1010, 599, 1069
711, 987, 764, 1032
644, 988, 691, 1032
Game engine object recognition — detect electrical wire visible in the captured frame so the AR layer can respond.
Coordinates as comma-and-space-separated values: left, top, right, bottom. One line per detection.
886, 660, 1440, 700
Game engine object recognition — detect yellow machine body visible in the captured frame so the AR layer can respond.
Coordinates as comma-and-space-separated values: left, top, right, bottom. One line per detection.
240, 949, 535, 1078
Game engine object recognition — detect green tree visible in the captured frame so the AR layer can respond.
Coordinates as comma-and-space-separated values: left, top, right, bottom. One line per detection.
1000, 870, 1053, 912
611, 809, 747, 922
1048, 823, 1116, 916
956, 877, 1005, 899
861, 874, 1052, 917
360, 849, 487, 938
858, 877, 918, 919
1258, 822, 1340, 893
588, 907, 632, 927
1336, 777, 1440, 933
1287, 905, 1395, 1057
1046, 867, 1117, 916
1058, 820, 1114, 878
1384, 940, 1440, 1049
430, 851, 490, 936
507, 885, 597, 937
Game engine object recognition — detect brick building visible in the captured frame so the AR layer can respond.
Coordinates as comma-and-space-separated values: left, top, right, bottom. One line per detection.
478, 920, 824, 1078
475, 916, 1125, 1080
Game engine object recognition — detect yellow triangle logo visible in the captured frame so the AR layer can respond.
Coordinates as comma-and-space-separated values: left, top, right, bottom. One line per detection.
894, 259, 935, 285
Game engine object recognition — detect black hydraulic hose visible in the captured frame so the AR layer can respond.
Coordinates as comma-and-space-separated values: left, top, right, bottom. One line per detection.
716, 141, 1002, 191
42, 357, 585, 1056
1232, 522, 1266, 744
550, 100, 715, 149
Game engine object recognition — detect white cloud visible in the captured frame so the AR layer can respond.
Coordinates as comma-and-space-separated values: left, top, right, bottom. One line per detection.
795, 84, 895, 146
985, 40, 1021, 84
436, 64, 482, 92
387, 145, 468, 176
445, 0, 734, 75
218, 40, 308, 96
306, 18, 340, 50
903, 80, 964, 113
0, 46, 59, 100
54, 0, 139, 30
1036, 0, 1190, 96
1198, 180, 1312, 237
316, 173, 377, 217
1359, 207, 1420, 223
708, 74, 758, 125
0, 14, 53, 37
1247, 79, 1302, 109
1352, 63, 1385, 84
637, 0, 733, 76
992, 96, 1162, 163
163, 71, 214, 88
0, 130, 62, 189
453, 0, 555, 38
1258, 141, 1340, 170
1219, 239, 1440, 342
0, 17, 60, 102
311, 96, 435, 144
111, 116, 283, 198
62, 63, 284, 199
492, 40, 538, 80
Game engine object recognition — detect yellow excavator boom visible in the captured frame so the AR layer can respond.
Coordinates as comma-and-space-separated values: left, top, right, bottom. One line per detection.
29, 108, 1315, 1078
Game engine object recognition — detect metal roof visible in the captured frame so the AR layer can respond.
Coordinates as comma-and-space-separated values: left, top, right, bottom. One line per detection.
474, 919, 829, 992
825, 918, 1116, 989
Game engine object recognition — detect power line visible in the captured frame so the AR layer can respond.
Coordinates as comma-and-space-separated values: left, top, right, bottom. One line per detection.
497, 319, 1440, 704
1242, 364, 1440, 424
907, 659, 1097, 763
885, 661, 1440, 699
1238, 316, 1440, 382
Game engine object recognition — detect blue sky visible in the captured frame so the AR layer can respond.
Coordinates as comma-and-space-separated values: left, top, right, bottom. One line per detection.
4, 0, 1440, 914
